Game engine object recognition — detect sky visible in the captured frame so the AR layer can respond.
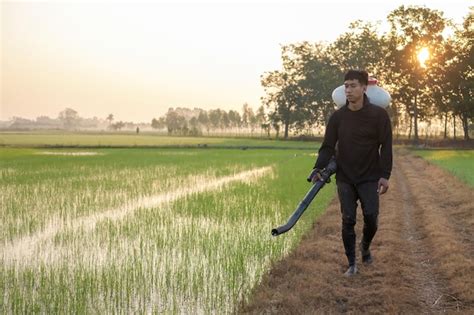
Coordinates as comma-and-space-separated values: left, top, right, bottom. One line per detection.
1, 0, 471, 123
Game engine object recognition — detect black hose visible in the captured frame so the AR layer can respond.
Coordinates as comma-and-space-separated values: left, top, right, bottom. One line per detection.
271, 159, 337, 236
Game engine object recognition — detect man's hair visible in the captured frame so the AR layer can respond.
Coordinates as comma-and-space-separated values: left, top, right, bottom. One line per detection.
344, 70, 369, 86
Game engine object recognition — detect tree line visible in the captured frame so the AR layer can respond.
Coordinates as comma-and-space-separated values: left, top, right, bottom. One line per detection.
151, 104, 270, 136
4, 108, 144, 131
261, 5, 472, 141
149, 6, 472, 141
6, 6, 471, 140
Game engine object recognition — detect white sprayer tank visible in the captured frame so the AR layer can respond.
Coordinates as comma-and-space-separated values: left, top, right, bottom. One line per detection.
332, 77, 391, 109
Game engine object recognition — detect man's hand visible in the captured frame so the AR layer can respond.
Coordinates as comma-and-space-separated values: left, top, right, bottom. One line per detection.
310, 169, 324, 183
377, 178, 389, 195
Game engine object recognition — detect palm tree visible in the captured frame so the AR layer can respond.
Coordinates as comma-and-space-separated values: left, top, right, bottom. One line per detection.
106, 114, 114, 126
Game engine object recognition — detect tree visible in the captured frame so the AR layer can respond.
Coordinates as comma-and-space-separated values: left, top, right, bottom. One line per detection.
188, 117, 201, 136
296, 43, 341, 128
261, 70, 301, 138
197, 110, 210, 135
110, 121, 125, 131
328, 20, 387, 77
106, 114, 114, 126
58, 108, 79, 130
228, 110, 241, 129
386, 5, 448, 143
221, 111, 230, 130
442, 10, 473, 140
165, 109, 186, 135
241, 103, 252, 128
241, 104, 256, 134
151, 117, 165, 130
268, 111, 281, 139
261, 44, 305, 138
262, 42, 340, 138
255, 105, 267, 136
208, 109, 223, 130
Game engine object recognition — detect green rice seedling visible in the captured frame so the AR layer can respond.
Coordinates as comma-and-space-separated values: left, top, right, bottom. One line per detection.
413, 150, 474, 186
0, 132, 317, 150
1, 147, 334, 313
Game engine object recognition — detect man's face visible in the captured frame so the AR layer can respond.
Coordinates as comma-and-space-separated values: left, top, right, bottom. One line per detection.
344, 79, 366, 103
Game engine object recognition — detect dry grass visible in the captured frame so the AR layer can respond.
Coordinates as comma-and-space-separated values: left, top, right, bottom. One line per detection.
399, 153, 474, 310
242, 150, 473, 314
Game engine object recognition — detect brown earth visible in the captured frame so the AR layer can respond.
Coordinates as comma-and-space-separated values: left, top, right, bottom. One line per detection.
242, 150, 473, 314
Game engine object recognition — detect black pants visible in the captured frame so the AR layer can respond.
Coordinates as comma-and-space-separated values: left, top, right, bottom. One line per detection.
337, 181, 379, 266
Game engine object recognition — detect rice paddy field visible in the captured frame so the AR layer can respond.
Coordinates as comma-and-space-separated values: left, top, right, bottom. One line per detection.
0, 139, 335, 313
413, 149, 474, 186
0, 132, 316, 149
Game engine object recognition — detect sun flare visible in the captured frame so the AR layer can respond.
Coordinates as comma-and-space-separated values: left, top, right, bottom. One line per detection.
417, 47, 430, 68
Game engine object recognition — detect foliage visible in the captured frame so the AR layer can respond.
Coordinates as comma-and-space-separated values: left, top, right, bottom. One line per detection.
108, 121, 125, 131
385, 6, 450, 141
58, 108, 80, 129
151, 105, 268, 137
261, 5, 472, 140
261, 42, 341, 138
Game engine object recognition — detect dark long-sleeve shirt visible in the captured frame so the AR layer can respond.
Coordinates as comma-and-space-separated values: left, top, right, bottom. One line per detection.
314, 95, 393, 185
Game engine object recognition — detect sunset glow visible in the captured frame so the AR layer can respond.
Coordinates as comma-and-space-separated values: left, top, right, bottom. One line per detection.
1, 0, 470, 122
417, 47, 430, 68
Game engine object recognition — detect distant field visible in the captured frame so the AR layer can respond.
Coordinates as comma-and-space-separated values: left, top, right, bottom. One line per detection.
0, 131, 318, 149
413, 149, 474, 186
0, 147, 333, 313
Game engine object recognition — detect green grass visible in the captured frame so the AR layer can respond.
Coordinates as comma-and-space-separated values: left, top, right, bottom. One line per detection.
413, 150, 474, 186
0, 147, 334, 313
0, 131, 318, 150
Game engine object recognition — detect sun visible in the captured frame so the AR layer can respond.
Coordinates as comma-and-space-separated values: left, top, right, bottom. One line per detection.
417, 47, 430, 68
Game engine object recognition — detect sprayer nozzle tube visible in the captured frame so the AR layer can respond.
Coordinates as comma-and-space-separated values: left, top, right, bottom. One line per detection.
271, 158, 337, 237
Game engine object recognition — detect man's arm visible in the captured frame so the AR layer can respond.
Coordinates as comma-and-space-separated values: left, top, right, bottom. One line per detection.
314, 112, 338, 171
378, 110, 393, 194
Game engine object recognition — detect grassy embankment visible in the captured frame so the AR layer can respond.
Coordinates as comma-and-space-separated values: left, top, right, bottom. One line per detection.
413, 150, 474, 186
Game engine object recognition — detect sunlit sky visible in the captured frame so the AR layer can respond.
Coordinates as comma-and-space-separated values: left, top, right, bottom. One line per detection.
1, 0, 471, 122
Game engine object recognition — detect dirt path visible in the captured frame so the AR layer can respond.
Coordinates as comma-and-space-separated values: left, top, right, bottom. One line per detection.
242, 151, 473, 314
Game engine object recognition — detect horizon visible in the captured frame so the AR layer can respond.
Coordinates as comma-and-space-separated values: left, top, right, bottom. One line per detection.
1, 0, 471, 123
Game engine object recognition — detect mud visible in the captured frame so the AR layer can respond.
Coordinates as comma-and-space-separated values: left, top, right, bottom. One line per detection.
242, 151, 473, 314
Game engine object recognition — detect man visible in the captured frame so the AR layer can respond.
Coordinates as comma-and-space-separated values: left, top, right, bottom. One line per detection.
312, 70, 392, 276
